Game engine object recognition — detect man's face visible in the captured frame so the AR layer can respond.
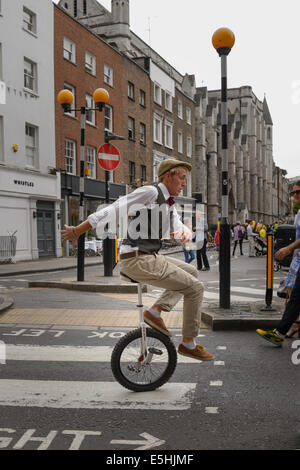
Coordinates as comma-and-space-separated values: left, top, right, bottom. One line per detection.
292, 184, 300, 204
164, 167, 188, 196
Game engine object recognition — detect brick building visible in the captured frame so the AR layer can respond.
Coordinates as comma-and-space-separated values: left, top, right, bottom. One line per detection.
59, 0, 197, 201
54, 4, 152, 233
121, 56, 151, 188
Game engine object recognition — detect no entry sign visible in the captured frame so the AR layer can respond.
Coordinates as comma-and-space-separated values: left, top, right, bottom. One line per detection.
97, 143, 120, 171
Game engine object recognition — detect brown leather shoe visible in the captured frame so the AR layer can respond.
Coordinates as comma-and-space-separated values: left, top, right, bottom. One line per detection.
143, 310, 172, 337
178, 343, 214, 361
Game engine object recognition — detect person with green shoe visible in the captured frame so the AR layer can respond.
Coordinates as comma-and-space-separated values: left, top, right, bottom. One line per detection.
256, 181, 300, 347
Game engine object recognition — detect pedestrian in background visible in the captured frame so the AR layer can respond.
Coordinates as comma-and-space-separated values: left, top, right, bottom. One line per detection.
195, 214, 210, 271
183, 219, 195, 264
232, 222, 244, 256
183, 243, 195, 264
246, 219, 255, 257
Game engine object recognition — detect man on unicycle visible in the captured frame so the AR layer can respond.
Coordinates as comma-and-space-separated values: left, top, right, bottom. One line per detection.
61, 159, 214, 361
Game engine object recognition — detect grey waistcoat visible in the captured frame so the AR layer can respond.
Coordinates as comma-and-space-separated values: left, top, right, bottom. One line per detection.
121, 184, 170, 254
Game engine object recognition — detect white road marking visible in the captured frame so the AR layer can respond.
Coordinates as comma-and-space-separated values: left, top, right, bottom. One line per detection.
216, 346, 227, 350
210, 381, 223, 387
6, 344, 203, 364
0, 380, 197, 410
214, 361, 225, 366
205, 407, 219, 414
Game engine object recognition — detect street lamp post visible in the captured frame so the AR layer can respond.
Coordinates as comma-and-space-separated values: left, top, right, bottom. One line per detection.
212, 27, 235, 309
58, 88, 109, 281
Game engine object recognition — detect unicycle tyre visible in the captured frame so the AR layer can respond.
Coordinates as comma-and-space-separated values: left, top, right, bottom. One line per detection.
111, 328, 177, 392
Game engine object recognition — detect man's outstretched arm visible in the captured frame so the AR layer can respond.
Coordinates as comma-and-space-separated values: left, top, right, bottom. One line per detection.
275, 237, 300, 260
61, 220, 92, 245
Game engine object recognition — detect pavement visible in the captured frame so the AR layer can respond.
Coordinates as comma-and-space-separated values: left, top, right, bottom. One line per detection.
0, 243, 290, 331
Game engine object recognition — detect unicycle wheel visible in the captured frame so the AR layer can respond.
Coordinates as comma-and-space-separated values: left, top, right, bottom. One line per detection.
111, 328, 177, 392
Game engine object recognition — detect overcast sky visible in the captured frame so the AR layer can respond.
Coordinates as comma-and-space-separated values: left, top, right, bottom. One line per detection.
54, 0, 300, 178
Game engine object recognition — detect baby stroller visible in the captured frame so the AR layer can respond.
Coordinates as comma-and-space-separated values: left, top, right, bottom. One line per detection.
254, 235, 267, 256
274, 224, 296, 272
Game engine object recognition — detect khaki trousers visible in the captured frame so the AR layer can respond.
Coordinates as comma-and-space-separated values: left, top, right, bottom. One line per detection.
120, 253, 204, 338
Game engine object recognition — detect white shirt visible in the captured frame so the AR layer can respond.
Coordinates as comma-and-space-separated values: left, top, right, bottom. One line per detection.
247, 224, 254, 237
87, 183, 188, 254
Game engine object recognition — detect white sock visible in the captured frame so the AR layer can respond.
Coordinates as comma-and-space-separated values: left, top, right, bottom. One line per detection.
148, 308, 161, 318
181, 340, 196, 350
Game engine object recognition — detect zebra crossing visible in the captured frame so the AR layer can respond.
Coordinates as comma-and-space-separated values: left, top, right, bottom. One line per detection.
0, 325, 227, 449
0, 326, 225, 409
147, 277, 283, 305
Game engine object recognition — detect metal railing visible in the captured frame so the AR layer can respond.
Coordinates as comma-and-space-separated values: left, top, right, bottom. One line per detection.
0, 231, 17, 264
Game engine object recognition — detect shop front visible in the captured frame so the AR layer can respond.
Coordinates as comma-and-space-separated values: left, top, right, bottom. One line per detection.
0, 166, 62, 261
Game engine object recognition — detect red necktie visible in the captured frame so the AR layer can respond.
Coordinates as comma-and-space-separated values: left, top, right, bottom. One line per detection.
167, 197, 175, 206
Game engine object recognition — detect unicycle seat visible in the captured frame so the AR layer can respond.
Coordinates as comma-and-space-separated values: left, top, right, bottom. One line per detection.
120, 271, 138, 283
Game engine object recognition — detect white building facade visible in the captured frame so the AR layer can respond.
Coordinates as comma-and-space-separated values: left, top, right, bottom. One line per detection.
0, 0, 61, 261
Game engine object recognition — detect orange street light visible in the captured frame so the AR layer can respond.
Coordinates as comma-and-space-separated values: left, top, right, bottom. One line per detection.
93, 88, 110, 111
57, 89, 74, 113
212, 27, 236, 309
212, 27, 235, 56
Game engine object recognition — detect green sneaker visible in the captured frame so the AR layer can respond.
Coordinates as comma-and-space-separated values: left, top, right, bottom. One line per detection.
256, 328, 284, 347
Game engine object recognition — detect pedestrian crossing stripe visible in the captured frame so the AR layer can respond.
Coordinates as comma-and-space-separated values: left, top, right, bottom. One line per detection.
5, 344, 203, 363
0, 380, 197, 410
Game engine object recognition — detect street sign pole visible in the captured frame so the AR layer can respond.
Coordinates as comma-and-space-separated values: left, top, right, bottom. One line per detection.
77, 106, 86, 282
212, 28, 235, 310
98, 133, 125, 277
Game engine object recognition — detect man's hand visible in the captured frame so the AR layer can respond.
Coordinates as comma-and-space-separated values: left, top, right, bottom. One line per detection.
171, 228, 193, 244
61, 224, 78, 246
275, 246, 291, 261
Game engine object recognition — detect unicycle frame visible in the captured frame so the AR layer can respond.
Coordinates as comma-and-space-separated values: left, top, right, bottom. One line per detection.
137, 282, 155, 366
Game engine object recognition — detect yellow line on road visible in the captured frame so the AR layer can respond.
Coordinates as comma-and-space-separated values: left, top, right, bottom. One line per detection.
0, 308, 206, 328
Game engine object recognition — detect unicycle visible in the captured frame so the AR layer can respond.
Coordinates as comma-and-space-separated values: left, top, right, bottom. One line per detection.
111, 272, 177, 392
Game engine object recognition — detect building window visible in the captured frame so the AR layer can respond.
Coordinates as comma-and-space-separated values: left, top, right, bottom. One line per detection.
186, 172, 192, 197
165, 91, 172, 112
85, 51, 96, 75
186, 107, 191, 125
128, 82, 135, 100
178, 131, 183, 154
153, 114, 162, 144
141, 165, 146, 183
104, 104, 113, 132
178, 100, 183, 119
25, 123, 38, 168
86, 146, 96, 179
104, 64, 113, 86
23, 7, 37, 34
0, 116, 4, 161
139, 89, 146, 107
186, 136, 192, 157
154, 83, 162, 105
0, 43, 3, 81
24, 58, 37, 93
129, 161, 135, 184
85, 94, 95, 125
73, 0, 78, 17
65, 139, 76, 175
267, 127, 271, 140
140, 123, 146, 145
83, 0, 87, 15
164, 120, 173, 149
63, 37, 76, 63
128, 117, 135, 141
64, 83, 75, 117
